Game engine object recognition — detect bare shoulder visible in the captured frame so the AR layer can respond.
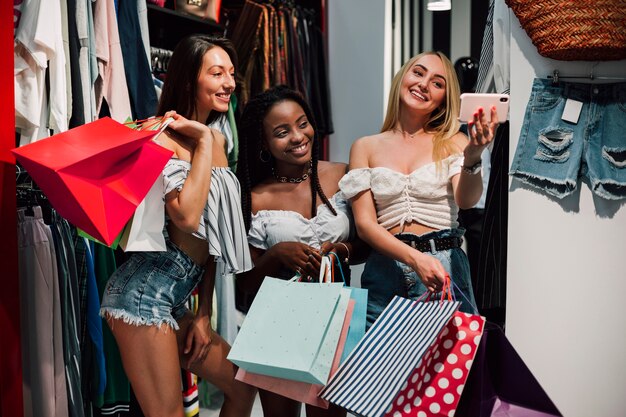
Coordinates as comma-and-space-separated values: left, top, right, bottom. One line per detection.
209, 127, 226, 147
318, 160, 349, 184
351, 133, 385, 153
349, 133, 388, 167
250, 182, 272, 214
154, 129, 182, 157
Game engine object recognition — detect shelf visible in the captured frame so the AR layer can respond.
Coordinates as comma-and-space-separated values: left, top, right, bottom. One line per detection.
147, 3, 224, 50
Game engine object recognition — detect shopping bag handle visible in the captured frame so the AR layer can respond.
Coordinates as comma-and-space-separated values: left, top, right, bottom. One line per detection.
124, 116, 174, 135
327, 251, 347, 285
291, 252, 346, 285
291, 255, 333, 284
318, 255, 332, 283
450, 279, 480, 315
416, 275, 453, 303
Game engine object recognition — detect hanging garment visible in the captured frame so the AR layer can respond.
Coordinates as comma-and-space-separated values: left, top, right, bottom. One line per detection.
93, 0, 132, 123
475, 0, 510, 95
93, 243, 133, 416
510, 80, 626, 200
67, 0, 85, 129
50, 212, 86, 417
475, 122, 509, 322
75, 0, 98, 124
14, 0, 67, 145
117, 0, 158, 119
18, 206, 69, 417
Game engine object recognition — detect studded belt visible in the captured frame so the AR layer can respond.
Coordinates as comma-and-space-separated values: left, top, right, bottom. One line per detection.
396, 234, 463, 254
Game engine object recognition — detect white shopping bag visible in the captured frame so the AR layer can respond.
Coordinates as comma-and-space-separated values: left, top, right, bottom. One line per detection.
119, 173, 166, 251
118, 117, 174, 252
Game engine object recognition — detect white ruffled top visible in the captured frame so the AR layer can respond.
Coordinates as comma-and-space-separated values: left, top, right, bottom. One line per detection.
248, 192, 353, 250
339, 154, 464, 230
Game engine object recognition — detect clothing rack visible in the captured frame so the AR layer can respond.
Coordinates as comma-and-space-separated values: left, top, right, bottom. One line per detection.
150, 47, 173, 73
16, 164, 48, 217
548, 68, 626, 85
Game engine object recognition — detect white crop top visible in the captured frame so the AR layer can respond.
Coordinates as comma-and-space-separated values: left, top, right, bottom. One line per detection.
339, 153, 464, 230
247, 192, 353, 251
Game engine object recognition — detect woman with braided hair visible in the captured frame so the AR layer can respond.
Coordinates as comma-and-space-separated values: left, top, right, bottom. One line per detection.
236, 85, 368, 417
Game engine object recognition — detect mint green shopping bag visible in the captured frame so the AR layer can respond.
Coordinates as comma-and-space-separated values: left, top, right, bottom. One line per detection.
228, 276, 351, 385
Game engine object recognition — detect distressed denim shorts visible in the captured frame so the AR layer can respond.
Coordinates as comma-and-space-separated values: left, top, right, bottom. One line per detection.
100, 241, 204, 330
360, 228, 477, 328
510, 78, 626, 200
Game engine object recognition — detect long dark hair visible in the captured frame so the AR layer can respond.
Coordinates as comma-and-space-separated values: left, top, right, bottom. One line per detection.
237, 85, 337, 231
156, 35, 238, 124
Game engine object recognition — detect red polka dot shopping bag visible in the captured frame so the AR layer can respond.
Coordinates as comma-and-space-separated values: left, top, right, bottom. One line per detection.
384, 310, 485, 417
320, 288, 463, 417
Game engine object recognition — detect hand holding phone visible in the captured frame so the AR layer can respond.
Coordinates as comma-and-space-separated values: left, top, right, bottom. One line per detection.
459, 93, 509, 123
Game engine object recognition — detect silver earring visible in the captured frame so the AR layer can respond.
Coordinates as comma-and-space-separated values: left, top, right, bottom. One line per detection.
259, 149, 271, 163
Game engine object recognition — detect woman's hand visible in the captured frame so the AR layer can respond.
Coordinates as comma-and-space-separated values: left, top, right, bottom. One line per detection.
272, 242, 321, 279
164, 110, 214, 147
464, 106, 499, 164
182, 314, 212, 367
409, 251, 447, 293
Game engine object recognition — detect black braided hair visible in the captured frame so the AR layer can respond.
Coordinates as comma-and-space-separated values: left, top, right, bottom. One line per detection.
237, 85, 337, 231
156, 35, 237, 124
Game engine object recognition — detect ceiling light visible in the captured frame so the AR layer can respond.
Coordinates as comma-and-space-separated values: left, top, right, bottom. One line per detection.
427, 0, 451, 11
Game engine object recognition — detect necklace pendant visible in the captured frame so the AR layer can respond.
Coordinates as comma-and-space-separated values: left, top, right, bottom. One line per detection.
272, 162, 313, 184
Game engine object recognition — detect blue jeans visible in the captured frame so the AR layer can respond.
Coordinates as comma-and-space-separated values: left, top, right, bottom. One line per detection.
360, 228, 476, 328
510, 78, 626, 200
100, 241, 204, 330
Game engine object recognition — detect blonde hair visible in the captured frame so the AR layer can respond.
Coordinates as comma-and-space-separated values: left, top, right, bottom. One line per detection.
381, 51, 462, 163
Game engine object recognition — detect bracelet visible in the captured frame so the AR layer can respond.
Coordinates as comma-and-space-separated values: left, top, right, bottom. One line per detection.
462, 160, 482, 175
336, 242, 350, 264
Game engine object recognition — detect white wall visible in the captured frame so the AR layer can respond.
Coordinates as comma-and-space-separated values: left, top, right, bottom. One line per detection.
507, 12, 626, 417
327, 0, 387, 164
450, 0, 471, 63
327, 0, 388, 283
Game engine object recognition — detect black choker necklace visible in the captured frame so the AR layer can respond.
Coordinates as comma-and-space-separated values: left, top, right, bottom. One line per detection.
272, 162, 312, 183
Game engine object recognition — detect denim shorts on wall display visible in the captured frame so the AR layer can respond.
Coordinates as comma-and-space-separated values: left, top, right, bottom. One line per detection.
360, 228, 477, 328
510, 78, 626, 200
100, 241, 204, 330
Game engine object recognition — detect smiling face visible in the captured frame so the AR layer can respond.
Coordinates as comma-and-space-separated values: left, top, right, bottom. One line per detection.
262, 99, 314, 166
399, 54, 448, 116
194, 46, 235, 118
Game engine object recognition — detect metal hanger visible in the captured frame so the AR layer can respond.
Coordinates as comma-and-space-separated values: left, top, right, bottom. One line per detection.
548, 63, 626, 85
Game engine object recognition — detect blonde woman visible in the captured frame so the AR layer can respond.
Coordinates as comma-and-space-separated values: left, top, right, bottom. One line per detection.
340, 51, 498, 326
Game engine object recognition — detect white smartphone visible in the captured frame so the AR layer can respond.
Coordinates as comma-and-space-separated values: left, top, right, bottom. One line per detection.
459, 93, 509, 123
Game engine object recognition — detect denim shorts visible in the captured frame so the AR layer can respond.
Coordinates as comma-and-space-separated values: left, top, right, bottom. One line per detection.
100, 241, 204, 330
510, 78, 626, 200
360, 228, 477, 328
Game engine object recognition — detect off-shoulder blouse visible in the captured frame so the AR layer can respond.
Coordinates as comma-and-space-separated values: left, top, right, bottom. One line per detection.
339, 154, 465, 230
162, 158, 253, 275
247, 192, 353, 250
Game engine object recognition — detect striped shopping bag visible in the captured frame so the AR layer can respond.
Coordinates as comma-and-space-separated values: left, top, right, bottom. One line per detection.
320, 296, 459, 417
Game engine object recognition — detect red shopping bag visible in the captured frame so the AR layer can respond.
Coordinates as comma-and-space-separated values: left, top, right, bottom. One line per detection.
385, 311, 485, 417
11, 117, 173, 245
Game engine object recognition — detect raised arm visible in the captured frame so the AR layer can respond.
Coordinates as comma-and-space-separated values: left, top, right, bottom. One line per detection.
160, 112, 215, 233
453, 106, 499, 209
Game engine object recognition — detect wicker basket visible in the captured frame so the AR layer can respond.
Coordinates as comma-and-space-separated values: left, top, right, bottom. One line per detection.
506, 0, 626, 61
